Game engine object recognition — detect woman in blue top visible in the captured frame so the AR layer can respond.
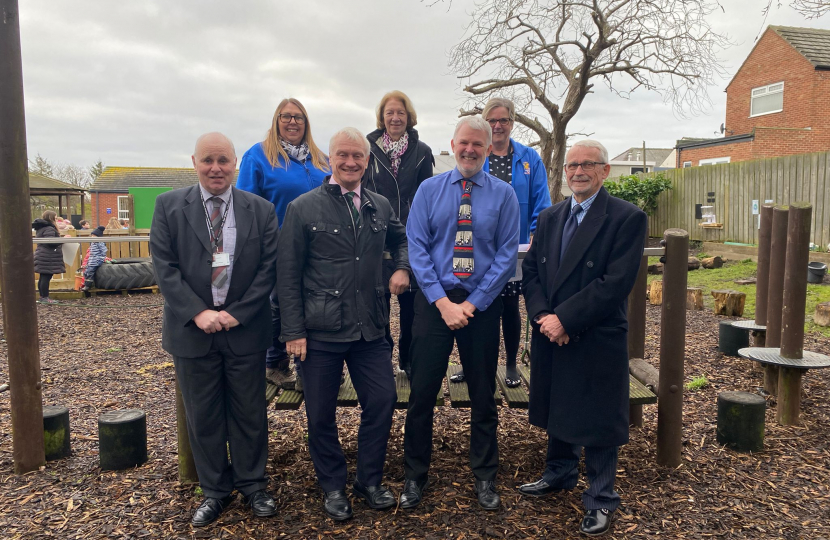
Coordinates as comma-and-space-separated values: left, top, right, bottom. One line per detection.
450, 97, 552, 388
237, 98, 330, 391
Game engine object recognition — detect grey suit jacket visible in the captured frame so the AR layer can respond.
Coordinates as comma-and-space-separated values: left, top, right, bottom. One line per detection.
150, 185, 278, 358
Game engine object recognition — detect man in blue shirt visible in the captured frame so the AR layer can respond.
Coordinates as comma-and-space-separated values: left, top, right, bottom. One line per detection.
400, 116, 519, 511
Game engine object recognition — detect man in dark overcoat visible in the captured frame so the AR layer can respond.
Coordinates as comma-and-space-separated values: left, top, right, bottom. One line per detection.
520, 139, 647, 537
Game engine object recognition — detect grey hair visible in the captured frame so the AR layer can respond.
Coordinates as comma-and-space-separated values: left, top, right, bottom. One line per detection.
481, 97, 515, 122
194, 132, 236, 157
453, 116, 492, 147
329, 127, 370, 156
569, 140, 609, 164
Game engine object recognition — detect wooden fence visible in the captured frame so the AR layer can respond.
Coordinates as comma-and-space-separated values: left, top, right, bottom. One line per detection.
647, 150, 830, 248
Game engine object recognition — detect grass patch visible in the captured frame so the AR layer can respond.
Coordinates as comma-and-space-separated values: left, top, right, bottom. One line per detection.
104, 347, 122, 353
685, 375, 709, 391
646, 259, 830, 338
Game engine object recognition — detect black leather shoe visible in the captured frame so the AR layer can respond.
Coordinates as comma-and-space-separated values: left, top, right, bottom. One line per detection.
580, 508, 614, 536
518, 478, 569, 497
399, 478, 428, 509
191, 495, 234, 527
449, 371, 465, 383
323, 490, 353, 521
474, 480, 500, 510
353, 480, 396, 510
244, 490, 277, 517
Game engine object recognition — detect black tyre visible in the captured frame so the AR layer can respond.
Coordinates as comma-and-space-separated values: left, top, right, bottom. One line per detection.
94, 261, 156, 290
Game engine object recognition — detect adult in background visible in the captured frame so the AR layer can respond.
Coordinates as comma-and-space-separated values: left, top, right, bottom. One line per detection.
105, 217, 123, 231
402, 116, 519, 511
363, 90, 434, 379
519, 140, 647, 537
32, 210, 64, 304
81, 226, 107, 291
450, 97, 551, 388
150, 132, 279, 527
237, 98, 330, 392
278, 128, 409, 521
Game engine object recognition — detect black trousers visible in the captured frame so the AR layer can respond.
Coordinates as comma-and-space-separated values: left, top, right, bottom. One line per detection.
173, 332, 268, 499
266, 288, 292, 372
404, 290, 503, 483
303, 337, 396, 492
543, 436, 620, 512
384, 289, 416, 367
38, 273, 53, 298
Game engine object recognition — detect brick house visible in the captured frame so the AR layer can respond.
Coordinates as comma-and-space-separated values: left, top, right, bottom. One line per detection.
88, 167, 199, 227
676, 26, 830, 167
607, 147, 675, 179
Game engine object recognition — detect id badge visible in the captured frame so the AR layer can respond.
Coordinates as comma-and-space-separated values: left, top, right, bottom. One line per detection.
212, 252, 230, 267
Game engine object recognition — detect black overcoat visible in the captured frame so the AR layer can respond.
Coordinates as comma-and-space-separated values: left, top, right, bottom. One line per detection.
32, 219, 66, 275
522, 187, 647, 447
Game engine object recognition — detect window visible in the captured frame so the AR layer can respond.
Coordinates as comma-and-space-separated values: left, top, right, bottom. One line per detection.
630, 166, 650, 174
683, 161, 692, 168
699, 157, 730, 166
750, 82, 783, 117
117, 196, 130, 220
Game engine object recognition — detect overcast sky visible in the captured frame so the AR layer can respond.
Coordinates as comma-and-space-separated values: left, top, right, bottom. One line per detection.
17, 0, 829, 169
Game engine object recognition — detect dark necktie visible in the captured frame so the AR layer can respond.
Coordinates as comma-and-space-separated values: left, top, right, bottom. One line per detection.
453, 180, 474, 279
345, 192, 360, 226
559, 203, 583, 261
209, 197, 228, 289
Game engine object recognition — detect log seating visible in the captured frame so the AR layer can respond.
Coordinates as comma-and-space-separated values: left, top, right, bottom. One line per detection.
712, 289, 746, 316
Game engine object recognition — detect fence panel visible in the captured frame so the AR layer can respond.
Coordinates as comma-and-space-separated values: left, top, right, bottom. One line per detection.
646, 150, 830, 246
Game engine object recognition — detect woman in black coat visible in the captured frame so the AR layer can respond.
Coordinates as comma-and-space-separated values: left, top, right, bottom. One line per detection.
32, 210, 65, 304
363, 90, 434, 378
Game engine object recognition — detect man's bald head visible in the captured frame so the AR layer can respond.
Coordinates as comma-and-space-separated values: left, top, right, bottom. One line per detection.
192, 132, 238, 195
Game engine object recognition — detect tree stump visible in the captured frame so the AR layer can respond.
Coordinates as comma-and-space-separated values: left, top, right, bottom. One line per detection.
629, 358, 659, 394
718, 321, 749, 357
99, 409, 148, 471
701, 256, 724, 269
712, 289, 746, 316
648, 280, 663, 305
686, 287, 704, 310
43, 405, 71, 461
648, 262, 663, 275
688, 257, 701, 271
717, 391, 765, 452
815, 302, 830, 327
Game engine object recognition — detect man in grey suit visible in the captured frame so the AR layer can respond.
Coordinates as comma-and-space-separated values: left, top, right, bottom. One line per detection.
151, 132, 279, 527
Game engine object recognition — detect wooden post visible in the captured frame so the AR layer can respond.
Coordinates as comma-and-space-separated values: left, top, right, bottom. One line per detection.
777, 203, 812, 425
657, 229, 688, 467
764, 206, 788, 395
175, 377, 198, 483
127, 195, 138, 257
627, 253, 648, 359
755, 204, 773, 326
0, 0, 46, 474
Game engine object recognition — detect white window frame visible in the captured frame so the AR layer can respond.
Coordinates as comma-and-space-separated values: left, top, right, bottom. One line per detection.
630, 166, 650, 174
699, 157, 731, 166
683, 161, 692, 168
750, 82, 784, 117
117, 196, 130, 221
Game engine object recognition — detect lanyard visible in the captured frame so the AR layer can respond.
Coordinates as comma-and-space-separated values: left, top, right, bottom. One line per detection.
201, 191, 232, 251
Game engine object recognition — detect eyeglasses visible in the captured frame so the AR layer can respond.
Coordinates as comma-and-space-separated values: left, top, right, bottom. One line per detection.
566, 161, 605, 172
278, 114, 306, 125
487, 118, 512, 126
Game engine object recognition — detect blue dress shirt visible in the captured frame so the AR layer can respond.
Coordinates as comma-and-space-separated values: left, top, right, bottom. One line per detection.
407, 167, 520, 311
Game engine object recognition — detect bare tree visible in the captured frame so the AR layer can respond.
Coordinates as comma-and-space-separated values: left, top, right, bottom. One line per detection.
55, 163, 92, 189
764, 0, 829, 18
449, 0, 731, 201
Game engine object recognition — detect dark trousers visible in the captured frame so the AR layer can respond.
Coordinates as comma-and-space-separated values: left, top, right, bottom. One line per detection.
83, 264, 101, 282
303, 337, 396, 492
501, 294, 521, 367
543, 436, 620, 512
173, 332, 268, 499
384, 289, 416, 367
37, 273, 53, 298
404, 290, 503, 483
266, 289, 291, 371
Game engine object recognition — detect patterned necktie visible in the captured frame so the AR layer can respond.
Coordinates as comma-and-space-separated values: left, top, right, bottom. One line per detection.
345, 192, 360, 226
559, 203, 583, 261
209, 197, 228, 290
453, 180, 474, 279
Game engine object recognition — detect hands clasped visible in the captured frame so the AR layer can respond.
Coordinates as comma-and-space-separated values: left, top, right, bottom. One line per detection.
538, 314, 570, 346
436, 298, 476, 330
193, 309, 240, 334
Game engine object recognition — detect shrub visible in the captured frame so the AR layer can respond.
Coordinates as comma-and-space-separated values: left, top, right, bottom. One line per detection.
604, 172, 672, 216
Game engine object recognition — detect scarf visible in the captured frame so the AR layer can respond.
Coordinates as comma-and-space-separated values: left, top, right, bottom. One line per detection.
280, 139, 309, 162
381, 131, 409, 178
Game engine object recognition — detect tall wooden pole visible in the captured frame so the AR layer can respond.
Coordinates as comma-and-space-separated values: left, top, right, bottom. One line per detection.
657, 229, 688, 467
175, 377, 198, 483
0, 0, 46, 473
777, 204, 812, 425
755, 204, 774, 327
764, 206, 788, 395
627, 250, 648, 428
